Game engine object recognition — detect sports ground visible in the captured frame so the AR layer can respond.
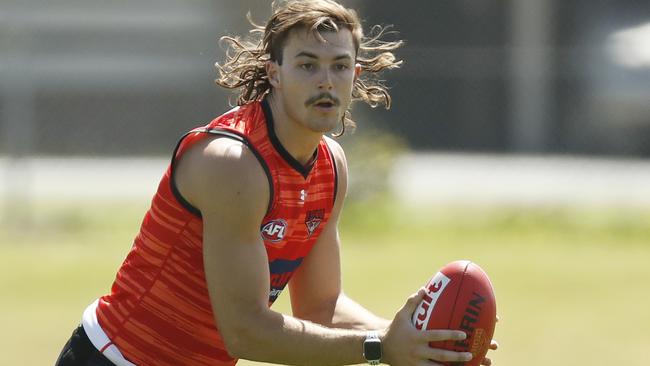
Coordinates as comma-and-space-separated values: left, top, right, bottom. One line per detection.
1, 156, 649, 365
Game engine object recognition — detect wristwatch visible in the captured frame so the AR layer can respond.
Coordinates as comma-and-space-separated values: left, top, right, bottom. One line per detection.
362, 331, 382, 365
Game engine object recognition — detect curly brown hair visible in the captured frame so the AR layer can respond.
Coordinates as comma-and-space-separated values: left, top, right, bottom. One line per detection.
215, 0, 403, 135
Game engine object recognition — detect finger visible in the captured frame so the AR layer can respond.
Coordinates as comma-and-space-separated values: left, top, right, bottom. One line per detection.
481, 357, 492, 366
489, 339, 499, 350
422, 361, 444, 366
423, 329, 467, 342
407, 288, 427, 308
401, 288, 427, 317
422, 348, 473, 363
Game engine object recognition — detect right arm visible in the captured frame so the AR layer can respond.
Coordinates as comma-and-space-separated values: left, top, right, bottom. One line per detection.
175, 136, 472, 366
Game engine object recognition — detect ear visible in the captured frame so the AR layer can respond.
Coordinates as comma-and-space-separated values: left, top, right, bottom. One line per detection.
266, 60, 281, 88
354, 63, 362, 81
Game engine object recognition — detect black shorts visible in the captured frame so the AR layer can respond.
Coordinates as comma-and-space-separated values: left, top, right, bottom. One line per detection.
55, 325, 115, 366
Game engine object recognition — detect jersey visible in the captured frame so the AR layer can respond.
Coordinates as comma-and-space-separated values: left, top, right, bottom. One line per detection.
93, 99, 339, 366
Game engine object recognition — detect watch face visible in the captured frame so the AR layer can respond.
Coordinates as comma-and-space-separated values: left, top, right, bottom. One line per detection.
364, 339, 382, 361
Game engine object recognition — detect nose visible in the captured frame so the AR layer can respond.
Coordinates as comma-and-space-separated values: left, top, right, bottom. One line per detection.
317, 69, 333, 90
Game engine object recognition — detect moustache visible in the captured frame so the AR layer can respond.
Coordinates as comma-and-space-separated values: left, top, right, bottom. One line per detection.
305, 93, 340, 107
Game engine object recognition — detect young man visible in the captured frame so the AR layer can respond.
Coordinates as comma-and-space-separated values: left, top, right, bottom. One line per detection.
56, 1, 495, 365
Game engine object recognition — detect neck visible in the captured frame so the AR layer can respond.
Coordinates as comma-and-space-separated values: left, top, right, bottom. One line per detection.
266, 93, 322, 166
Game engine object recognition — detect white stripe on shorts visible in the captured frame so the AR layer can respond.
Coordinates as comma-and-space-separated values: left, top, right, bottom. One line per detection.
82, 299, 137, 366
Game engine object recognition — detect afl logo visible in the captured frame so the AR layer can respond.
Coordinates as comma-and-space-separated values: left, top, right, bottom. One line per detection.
261, 219, 288, 243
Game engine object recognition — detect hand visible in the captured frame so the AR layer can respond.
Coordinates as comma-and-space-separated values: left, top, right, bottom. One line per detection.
382, 288, 474, 366
479, 339, 499, 365
480, 315, 499, 366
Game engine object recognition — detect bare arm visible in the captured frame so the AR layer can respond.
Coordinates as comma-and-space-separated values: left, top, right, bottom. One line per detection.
289, 137, 389, 330
175, 136, 472, 366
176, 136, 368, 365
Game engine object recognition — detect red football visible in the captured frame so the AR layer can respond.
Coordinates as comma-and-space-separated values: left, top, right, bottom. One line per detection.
411, 260, 497, 366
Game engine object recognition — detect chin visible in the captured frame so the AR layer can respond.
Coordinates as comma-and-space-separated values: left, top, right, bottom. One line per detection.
312, 119, 340, 133
303, 114, 341, 134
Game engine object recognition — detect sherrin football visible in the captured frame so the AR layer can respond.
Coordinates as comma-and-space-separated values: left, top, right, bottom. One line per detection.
411, 260, 497, 366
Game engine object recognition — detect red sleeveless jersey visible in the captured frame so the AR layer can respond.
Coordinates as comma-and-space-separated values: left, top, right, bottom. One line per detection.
95, 99, 338, 366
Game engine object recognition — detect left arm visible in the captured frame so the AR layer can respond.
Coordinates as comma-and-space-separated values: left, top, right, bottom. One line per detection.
288, 138, 389, 330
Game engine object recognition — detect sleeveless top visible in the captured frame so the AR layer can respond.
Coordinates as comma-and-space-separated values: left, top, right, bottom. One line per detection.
93, 99, 338, 366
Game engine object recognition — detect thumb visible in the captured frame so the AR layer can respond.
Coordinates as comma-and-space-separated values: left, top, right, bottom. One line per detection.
400, 288, 426, 317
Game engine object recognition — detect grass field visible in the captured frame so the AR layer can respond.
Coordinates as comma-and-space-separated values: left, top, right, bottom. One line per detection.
1, 198, 649, 365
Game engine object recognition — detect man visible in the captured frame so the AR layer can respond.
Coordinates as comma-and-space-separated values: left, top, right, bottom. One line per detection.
56, 1, 496, 365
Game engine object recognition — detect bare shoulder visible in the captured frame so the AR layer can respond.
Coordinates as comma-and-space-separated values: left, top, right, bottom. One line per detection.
323, 135, 348, 172
175, 135, 269, 222
323, 135, 348, 208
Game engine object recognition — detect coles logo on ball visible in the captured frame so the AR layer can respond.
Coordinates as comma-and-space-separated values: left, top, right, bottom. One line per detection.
261, 219, 288, 243
412, 271, 451, 330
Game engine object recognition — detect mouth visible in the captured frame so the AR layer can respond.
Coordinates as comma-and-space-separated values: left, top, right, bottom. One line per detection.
306, 93, 340, 113
314, 100, 336, 108
311, 98, 340, 113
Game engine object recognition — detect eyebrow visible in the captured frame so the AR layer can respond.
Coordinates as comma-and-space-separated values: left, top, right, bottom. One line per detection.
294, 51, 353, 61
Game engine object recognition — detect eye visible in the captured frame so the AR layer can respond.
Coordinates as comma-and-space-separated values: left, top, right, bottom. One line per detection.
300, 63, 314, 71
334, 64, 349, 71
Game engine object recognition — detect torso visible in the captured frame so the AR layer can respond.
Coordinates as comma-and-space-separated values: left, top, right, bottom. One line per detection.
94, 99, 338, 366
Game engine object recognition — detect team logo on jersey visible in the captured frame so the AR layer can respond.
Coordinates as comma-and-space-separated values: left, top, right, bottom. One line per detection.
305, 209, 325, 237
261, 219, 288, 243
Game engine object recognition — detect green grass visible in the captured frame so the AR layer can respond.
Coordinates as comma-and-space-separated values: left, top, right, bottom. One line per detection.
1, 199, 649, 365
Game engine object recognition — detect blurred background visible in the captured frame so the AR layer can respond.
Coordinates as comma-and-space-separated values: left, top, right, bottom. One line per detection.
1, 0, 649, 365
2, 0, 650, 207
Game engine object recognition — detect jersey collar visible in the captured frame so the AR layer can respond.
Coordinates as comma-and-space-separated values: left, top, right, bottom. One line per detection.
261, 98, 318, 179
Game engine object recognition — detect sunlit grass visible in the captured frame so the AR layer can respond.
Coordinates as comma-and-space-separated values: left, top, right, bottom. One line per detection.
1, 198, 649, 365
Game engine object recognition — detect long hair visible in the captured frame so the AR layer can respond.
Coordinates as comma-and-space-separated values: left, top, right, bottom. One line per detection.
215, 0, 403, 135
